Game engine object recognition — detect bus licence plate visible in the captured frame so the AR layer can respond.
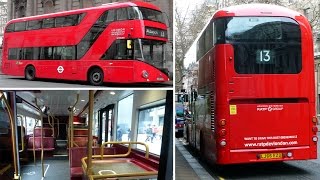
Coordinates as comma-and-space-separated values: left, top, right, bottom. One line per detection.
260, 153, 282, 159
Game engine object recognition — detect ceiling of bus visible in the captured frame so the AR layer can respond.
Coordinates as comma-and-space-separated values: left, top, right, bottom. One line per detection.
16, 90, 133, 117
17, 90, 89, 117
80, 90, 133, 117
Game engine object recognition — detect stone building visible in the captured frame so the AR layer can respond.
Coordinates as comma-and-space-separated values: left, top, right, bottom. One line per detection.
6, 0, 173, 75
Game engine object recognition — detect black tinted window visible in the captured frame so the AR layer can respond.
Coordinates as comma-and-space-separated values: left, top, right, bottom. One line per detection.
102, 40, 133, 60
40, 47, 53, 59
56, 14, 78, 27
138, 7, 164, 23
128, 7, 139, 20
77, 11, 109, 59
106, 10, 115, 23
8, 48, 18, 60
217, 17, 302, 74
42, 18, 55, 28
116, 8, 128, 21
27, 20, 41, 30
54, 46, 75, 60
15, 22, 26, 31
5, 24, 14, 32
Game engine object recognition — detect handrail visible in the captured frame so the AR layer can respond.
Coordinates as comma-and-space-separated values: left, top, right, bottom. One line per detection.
35, 98, 44, 178
101, 141, 149, 159
17, 115, 25, 153
0, 91, 20, 179
80, 141, 155, 180
81, 141, 149, 170
32, 119, 39, 165
47, 115, 54, 138
69, 93, 79, 148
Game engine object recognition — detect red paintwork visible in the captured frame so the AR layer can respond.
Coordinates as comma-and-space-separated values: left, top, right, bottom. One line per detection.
1, 1, 169, 83
188, 4, 316, 164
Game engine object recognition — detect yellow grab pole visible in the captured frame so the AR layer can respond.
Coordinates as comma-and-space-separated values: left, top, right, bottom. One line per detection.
87, 90, 94, 176
70, 93, 79, 148
17, 115, 25, 152
0, 91, 20, 179
35, 98, 44, 178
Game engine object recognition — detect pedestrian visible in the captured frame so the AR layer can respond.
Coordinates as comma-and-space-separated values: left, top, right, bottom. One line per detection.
117, 126, 122, 141
127, 128, 131, 141
151, 125, 158, 143
145, 124, 152, 142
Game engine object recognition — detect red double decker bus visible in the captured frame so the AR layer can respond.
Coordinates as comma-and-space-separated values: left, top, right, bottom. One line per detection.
1, 1, 170, 85
186, 4, 317, 164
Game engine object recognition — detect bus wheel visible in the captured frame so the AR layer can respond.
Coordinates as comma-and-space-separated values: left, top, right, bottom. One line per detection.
25, 66, 36, 81
88, 68, 104, 86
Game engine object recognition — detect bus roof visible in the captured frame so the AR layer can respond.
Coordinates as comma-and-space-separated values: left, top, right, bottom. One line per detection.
7, 1, 161, 23
213, 4, 302, 19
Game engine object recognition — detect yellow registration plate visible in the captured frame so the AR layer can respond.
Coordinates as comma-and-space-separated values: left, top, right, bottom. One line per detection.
260, 153, 282, 159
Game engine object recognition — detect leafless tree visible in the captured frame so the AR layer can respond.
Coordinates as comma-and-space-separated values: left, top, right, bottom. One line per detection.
175, 2, 214, 91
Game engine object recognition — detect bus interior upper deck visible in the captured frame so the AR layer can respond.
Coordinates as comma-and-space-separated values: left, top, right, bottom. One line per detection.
0, 90, 172, 179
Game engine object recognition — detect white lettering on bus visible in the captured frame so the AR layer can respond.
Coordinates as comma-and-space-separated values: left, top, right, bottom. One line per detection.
111, 28, 125, 36
256, 104, 283, 112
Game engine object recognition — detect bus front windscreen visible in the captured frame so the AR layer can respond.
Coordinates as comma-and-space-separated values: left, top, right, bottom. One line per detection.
215, 17, 302, 74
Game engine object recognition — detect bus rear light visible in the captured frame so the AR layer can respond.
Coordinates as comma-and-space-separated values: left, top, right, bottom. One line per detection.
220, 129, 226, 136
312, 126, 318, 132
220, 140, 227, 147
141, 70, 149, 79
219, 119, 226, 126
312, 116, 318, 124
312, 136, 318, 142
287, 152, 293, 158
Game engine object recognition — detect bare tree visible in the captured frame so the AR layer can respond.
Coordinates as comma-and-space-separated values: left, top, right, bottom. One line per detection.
175, 2, 214, 91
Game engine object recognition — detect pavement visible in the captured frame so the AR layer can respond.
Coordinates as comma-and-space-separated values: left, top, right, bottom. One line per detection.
175, 138, 215, 180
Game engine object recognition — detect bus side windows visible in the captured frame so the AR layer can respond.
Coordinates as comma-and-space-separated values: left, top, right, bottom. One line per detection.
27, 20, 42, 30
127, 7, 140, 20
5, 23, 14, 32
54, 46, 75, 60
106, 10, 115, 23
8, 48, 18, 60
116, 8, 128, 21
101, 40, 133, 60
56, 14, 79, 27
15, 22, 26, 32
40, 47, 54, 60
42, 18, 55, 29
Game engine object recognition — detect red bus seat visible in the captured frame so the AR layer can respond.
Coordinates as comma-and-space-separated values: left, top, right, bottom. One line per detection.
27, 137, 55, 151
34, 128, 53, 137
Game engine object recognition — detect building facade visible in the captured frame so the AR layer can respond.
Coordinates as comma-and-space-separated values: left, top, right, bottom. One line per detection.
6, 0, 173, 75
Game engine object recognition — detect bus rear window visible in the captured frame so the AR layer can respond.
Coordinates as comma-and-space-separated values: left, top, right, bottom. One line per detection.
221, 17, 302, 74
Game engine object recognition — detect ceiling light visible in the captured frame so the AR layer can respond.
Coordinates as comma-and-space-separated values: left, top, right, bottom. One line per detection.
110, 92, 116, 95
81, 99, 85, 102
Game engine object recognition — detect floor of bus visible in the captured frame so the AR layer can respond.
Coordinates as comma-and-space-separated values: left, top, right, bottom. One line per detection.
21, 156, 69, 180
21, 140, 69, 180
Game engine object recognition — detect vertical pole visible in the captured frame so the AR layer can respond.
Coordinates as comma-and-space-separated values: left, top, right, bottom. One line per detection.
0, 91, 20, 179
87, 90, 94, 176
158, 90, 173, 180
35, 98, 44, 178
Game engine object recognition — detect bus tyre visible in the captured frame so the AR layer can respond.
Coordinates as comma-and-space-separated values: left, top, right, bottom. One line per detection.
88, 68, 104, 86
25, 66, 36, 81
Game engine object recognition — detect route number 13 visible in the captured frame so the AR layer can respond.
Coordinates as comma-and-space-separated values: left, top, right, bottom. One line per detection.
259, 50, 270, 62
256, 50, 273, 64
